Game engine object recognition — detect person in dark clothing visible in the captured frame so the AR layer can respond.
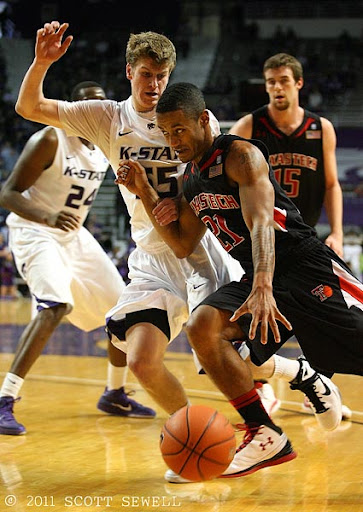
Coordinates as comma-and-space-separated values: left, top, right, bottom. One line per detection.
230, 53, 343, 257
114, 82, 363, 481
229, 53, 350, 418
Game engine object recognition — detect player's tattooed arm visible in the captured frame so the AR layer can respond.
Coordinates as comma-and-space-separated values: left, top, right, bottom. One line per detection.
250, 224, 275, 274
226, 140, 292, 344
238, 147, 260, 173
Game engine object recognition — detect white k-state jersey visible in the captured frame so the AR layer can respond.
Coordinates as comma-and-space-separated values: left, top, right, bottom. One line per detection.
7, 127, 109, 241
59, 96, 221, 253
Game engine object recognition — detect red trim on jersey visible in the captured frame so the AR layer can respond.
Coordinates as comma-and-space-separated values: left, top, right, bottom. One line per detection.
184, 162, 196, 180
260, 117, 283, 138
338, 276, 363, 304
273, 208, 287, 230
199, 149, 223, 172
294, 117, 315, 138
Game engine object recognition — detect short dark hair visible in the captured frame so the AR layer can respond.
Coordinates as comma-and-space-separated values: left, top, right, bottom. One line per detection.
70, 81, 104, 101
263, 53, 303, 82
156, 82, 205, 120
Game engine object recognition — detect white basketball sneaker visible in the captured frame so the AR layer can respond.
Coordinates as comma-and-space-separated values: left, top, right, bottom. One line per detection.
164, 469, 192, 484
220, 423, 296, 478
164, 423, 296, 483
302, 396, 352, 421
255, 381, 281, 415
289, 357, 342, 431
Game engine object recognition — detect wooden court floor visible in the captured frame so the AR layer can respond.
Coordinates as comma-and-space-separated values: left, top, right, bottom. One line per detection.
0, 298, 362, 512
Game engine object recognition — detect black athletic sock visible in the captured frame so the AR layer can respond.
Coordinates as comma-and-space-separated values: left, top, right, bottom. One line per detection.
230, 388, 281, 433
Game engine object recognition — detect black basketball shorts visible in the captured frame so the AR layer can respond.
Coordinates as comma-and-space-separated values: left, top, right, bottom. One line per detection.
198, 237, 363, 376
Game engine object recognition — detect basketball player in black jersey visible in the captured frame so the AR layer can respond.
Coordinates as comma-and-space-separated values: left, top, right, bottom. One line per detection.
229, 53, 350, 419
230, 53, 343, 257
116, 82, 363, 481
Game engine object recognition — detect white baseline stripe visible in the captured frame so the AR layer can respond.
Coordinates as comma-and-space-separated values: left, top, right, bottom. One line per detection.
1, 372, 362, 418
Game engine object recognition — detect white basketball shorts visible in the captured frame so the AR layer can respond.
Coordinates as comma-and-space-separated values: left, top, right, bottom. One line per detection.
9, 226, 125, 331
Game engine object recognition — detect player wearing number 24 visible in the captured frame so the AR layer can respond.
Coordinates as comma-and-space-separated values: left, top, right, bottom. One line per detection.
0, 82, 155, 436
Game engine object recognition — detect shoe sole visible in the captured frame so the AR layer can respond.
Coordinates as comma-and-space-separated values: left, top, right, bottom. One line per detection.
0, 428, 26, 435
164, 474, 192, 484
341, 405, 353, 420
219, 440, 297, 478
97, 405, 155, 418
316, 376, 342, 430
302, 401, 352, 422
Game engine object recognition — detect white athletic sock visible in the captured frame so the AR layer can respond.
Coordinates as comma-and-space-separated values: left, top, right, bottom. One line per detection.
0, 373, 24, 399
272, 356, 301, 381
107, 363, 128, 391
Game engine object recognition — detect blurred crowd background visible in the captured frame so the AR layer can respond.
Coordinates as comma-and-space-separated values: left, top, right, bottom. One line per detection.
0, 0, 362, 297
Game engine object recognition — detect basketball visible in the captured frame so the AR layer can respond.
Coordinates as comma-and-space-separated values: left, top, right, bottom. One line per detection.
160, 404, 236, 481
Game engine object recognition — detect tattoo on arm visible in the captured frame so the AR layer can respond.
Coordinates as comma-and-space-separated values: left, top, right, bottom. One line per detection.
239, 149, 259, 174
251, 225, 275, 273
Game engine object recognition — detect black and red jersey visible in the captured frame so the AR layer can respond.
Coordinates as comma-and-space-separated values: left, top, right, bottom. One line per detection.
183, 134, 316, 271
251, 106, 325, 227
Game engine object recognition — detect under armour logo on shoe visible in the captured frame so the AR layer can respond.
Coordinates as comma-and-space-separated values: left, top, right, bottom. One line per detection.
260, 437, 274, 450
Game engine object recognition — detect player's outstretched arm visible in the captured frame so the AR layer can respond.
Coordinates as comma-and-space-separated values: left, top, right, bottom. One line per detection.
116, 159, 206, 257
15, 21, 73, 127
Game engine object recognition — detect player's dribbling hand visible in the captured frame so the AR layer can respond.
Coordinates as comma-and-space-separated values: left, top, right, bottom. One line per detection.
35, 21, 73, 65
230, 288, 292, 345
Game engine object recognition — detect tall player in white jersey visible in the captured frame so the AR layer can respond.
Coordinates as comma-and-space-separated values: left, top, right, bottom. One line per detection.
14, 23, 342, 457
13, 22, 245, 417
0, 82, 155, 436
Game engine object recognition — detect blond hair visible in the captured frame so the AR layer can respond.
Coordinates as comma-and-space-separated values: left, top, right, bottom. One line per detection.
126, 32, 176, 72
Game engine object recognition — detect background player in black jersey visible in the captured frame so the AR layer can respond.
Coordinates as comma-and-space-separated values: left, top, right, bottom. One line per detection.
115, 82, 363, 481
229, 53, 350, 419
230, 53, 343, 257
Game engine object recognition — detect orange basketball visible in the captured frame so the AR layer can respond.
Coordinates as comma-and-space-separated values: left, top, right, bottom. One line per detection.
160, 404, 236, 481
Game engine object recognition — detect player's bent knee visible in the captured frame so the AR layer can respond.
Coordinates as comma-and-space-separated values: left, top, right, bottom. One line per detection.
185, 305, 216, 349
127, 352, 163, 383
38, 303, 71, 324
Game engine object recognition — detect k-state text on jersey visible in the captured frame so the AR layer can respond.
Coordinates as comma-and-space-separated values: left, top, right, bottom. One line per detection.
119, 145, 178, 161
64, 167, 107, 181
